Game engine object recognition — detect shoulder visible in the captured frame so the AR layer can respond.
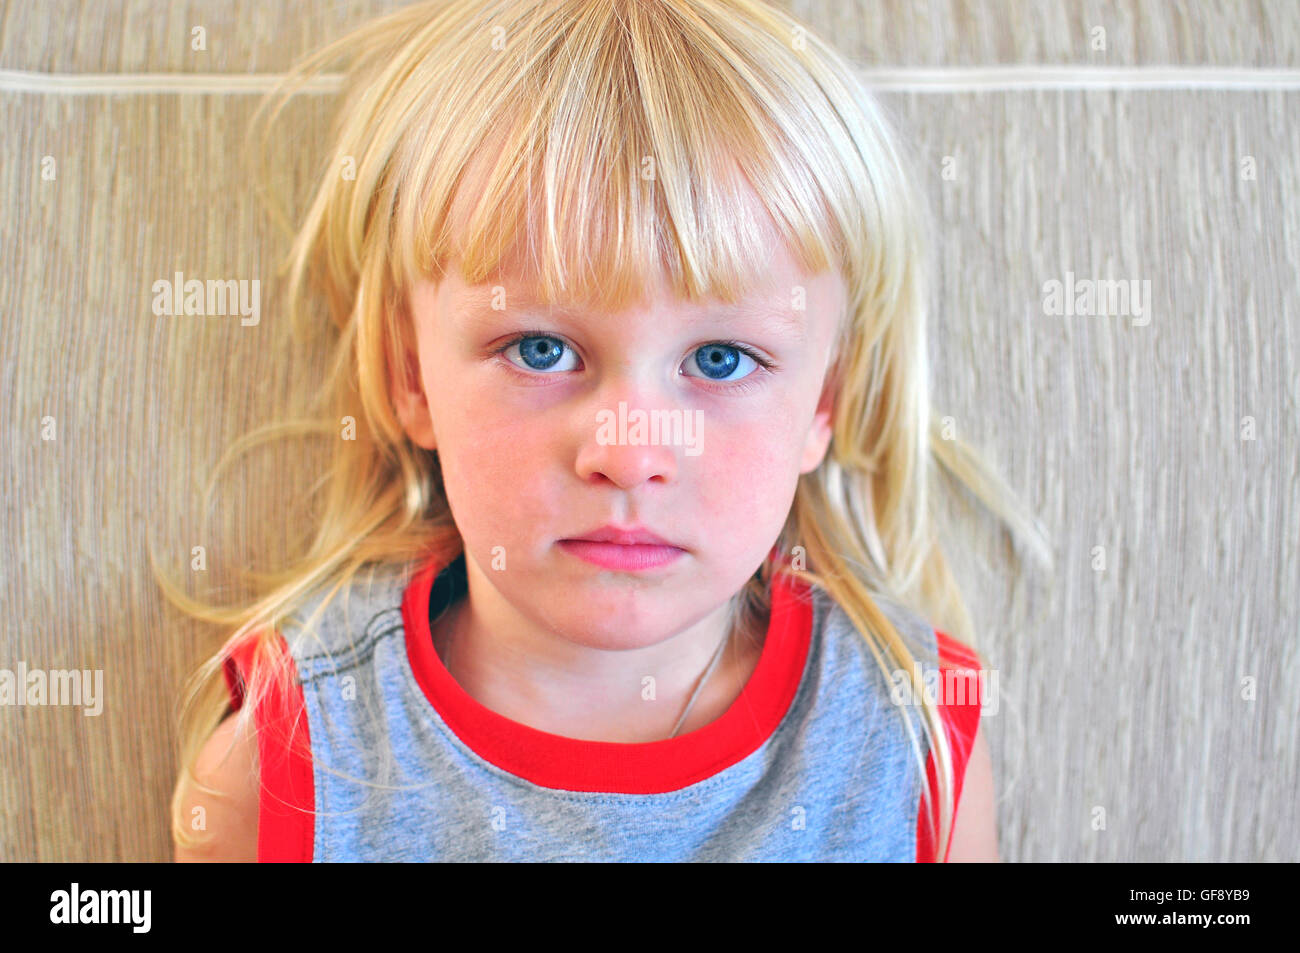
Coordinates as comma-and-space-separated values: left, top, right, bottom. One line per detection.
174, 712, 259, 862
808, 585, 939, 678
807, 585, 995, 861
213, 625, 317, 863
927, 628, 995, 861
277, 560, 421, 661
944, 710, 999, 861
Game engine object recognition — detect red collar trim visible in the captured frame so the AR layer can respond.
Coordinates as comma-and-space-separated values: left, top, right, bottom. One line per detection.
400, 553, 813, 794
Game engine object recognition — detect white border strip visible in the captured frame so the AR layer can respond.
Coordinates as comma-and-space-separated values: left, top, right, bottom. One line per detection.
0, 70, 344, 94
861, 65, 1300, 91
2, 65, 1300, 95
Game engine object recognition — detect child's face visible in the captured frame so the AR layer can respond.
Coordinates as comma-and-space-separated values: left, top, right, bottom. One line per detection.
394, 206, 843, 651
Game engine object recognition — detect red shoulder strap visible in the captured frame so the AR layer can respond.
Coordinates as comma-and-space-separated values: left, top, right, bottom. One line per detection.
915, 629, 983, 862
222, 631, 315, 862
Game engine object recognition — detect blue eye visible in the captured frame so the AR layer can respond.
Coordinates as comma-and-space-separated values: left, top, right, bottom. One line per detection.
684, 343, 760, 382
502, 334, 579, 373
495, 332, 771, 387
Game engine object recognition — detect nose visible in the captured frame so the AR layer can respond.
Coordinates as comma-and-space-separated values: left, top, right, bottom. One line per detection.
574, 397, 681, 489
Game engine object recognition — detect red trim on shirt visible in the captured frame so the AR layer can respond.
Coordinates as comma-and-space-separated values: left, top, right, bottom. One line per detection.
915, 630, 984, 862
222, 631, 315, 863
219, 555, 981, 861
401, 552, 814, 794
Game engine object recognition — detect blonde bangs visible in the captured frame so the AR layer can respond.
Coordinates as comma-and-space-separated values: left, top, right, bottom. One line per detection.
366, 0, 868, 321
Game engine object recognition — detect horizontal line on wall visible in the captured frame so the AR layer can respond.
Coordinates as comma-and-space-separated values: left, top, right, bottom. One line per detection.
0, 70, 345, 94
862, 65, 1300, 91
2, 65, 1300, 95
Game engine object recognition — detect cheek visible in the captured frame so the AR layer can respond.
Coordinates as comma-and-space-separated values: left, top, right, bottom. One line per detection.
693, 411, 804, 555
429, 379, 559, 550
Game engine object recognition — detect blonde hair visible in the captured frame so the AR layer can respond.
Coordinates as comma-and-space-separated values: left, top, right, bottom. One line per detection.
159, 0, 1052, 860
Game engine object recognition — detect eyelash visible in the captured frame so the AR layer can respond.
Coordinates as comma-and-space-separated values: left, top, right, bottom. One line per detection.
492, 330, 776, 392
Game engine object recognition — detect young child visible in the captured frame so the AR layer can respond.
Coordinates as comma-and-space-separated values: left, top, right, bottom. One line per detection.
167, 0, 1049, 862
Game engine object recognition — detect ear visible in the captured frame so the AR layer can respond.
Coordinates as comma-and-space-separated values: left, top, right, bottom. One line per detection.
389, 338, 438, 451
798, 358, 837, 474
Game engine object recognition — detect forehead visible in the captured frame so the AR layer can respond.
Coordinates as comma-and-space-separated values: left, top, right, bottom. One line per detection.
453, 277, 840, 346
528, 298, 803, 343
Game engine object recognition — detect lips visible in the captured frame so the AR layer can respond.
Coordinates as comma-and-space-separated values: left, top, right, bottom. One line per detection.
562, 524, 681, 547
557, 524, 685, 571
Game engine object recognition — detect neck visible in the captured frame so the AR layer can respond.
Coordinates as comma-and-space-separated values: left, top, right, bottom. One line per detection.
433, 589, 767, 743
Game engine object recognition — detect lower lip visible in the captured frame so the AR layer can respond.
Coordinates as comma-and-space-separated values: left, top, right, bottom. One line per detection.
557, 539, 685, 571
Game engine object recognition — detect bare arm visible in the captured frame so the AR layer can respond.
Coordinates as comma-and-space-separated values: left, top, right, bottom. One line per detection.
944, 720, 1001, 862
173, 712, 259, 862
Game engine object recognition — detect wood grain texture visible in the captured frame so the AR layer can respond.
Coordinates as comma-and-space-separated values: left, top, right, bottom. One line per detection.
4, 0, 1299, 71
0, 1, 1296, 862
894, 86, 1300, 861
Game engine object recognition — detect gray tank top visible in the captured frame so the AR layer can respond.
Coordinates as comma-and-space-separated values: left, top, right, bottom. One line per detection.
231, 552, 950, 861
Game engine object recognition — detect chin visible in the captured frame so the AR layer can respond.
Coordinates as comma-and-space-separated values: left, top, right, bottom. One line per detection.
543, 594, 699, 652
